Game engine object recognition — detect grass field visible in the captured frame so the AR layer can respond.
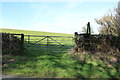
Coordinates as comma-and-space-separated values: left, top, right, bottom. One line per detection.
1, 28, 73, 37
1, 28, 120, 78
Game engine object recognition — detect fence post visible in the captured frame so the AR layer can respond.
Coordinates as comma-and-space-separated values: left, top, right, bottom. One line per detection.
21, 33, 24, 49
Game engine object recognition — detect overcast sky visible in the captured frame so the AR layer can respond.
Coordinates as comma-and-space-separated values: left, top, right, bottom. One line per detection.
1, 0, 119, 34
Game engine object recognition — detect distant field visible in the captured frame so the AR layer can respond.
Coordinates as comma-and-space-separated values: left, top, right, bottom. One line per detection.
0, 28, 73, 37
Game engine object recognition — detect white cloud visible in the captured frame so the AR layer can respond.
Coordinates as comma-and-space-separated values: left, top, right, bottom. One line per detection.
25, 2, 117, 34
29, 12, 100, 34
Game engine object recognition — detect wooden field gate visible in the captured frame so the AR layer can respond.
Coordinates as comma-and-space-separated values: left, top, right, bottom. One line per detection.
24, 35, 74, 52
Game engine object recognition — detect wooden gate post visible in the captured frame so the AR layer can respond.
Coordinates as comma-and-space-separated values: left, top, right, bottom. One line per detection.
21, 33, 24, 49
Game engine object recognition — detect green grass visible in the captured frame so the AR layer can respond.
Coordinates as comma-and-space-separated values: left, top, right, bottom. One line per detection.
3, 52, 77, 78
3, 51, 119, 78
2, 28, 120, 78
0, 28, 73, 37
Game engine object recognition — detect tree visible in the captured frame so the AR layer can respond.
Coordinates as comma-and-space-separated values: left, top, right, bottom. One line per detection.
81, 26, 87, 33
80, 26, 94, 34
95, 2, 120, 36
